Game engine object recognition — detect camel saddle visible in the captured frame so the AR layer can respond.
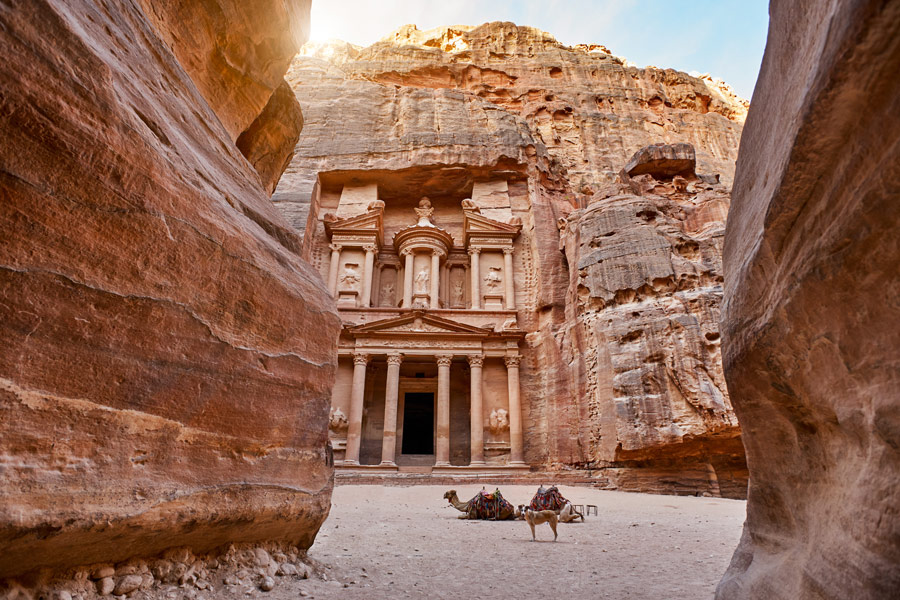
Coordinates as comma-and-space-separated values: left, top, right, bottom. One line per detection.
528, 485, 569, 511
468, 489, 514, 520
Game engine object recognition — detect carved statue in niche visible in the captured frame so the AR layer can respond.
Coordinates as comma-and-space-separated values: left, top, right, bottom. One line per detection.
484, 266, 502, 291
451, 279, 465, 305
329, 407, 349, 433
414, 196, 435, 226
414, 267, 429, 294
381, 281, 395, 305
489, 408, 510, 435
339, 263, 360, 290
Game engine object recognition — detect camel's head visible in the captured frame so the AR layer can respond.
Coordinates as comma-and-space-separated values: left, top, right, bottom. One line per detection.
443, 490, 457, 502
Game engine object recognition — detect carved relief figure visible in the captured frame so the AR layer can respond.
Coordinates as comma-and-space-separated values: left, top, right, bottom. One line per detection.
381, 281, 395, 305
414, 267, 430, 294
414, 196, 435, 226
452, 279, 465, 304
329, 407, 349, 433
339, 264, 360, 290
489, 408, 510, 435
484, 266, 502, 291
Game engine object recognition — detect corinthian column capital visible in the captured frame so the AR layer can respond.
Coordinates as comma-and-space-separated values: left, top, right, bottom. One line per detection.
467, 354, 484, 368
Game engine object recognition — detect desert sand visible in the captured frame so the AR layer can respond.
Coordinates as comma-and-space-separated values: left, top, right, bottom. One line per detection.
296, 484, 746, 599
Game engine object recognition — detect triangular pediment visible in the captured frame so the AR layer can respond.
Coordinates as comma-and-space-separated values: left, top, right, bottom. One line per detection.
348, 311, 492, 336
326, 209, 382, 233
463, 211, 521, 247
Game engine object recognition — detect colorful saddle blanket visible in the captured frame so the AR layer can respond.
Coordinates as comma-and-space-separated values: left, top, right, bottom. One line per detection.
467, 489, 514, 520
529, 485, 569, 511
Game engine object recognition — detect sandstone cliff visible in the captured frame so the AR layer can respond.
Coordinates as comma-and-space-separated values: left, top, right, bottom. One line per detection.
275, 23, 747, 496
557, 146, 745, 497
716, 0, 900, 597
0, 0, 339, 580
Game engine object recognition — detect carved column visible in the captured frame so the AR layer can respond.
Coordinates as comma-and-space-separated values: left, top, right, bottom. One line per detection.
467, 354, 485, 466
361, 244, 377, 307
505, 354, 525, 465
344, 352, 369, 465
502, 247, 516, 310
468, 247, 481, 309
327, 243, 342, 297
402, 249, 414, 308
430, 250, 441, 309
435, 355, 452, 466
380, 352, 403, 466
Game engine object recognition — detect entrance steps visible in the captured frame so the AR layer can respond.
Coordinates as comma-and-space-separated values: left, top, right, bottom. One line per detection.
398, 465, 433, 474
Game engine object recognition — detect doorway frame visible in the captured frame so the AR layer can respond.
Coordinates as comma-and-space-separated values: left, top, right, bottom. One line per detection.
397, 377, 438, 465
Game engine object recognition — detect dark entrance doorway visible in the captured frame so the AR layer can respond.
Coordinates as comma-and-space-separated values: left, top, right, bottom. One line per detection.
401, 392, 434, 455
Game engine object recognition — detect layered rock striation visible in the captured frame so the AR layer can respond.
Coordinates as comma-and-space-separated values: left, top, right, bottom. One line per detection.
0, 0, 339, 580
275, 23, 747, 496
716, 0, 900, 597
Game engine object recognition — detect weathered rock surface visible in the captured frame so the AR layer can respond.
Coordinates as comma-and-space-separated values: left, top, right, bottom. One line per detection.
299, 23, 745, 195
716, 0, 900, 597
557, 161, 745, 497
274, 23, 747, 496
138, 0, 309, 194
0, 0, 338, 580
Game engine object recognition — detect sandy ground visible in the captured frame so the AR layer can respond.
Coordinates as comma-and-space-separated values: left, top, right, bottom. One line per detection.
295, 485, 746, 600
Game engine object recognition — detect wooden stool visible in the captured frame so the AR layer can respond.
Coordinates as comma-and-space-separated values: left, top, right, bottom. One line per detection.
586, 504, 598, 516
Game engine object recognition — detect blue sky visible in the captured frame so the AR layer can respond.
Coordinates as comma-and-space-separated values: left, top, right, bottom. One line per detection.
308, 1, 769, 99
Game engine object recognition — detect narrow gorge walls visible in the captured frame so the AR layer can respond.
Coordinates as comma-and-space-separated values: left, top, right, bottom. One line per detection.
716, 0, 900, 597
0, 0, 339, 578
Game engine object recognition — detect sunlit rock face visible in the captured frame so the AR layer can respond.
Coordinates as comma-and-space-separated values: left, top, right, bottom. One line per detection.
716, 1, 900, 598
0, 0, 339, 579
274, 22, 748, 497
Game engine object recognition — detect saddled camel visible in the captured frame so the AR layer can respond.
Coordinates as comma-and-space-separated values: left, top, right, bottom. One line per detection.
443, 489, 517, 520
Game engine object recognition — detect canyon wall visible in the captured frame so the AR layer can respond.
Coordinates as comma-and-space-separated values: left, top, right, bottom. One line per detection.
275, 23, 748, 495
0, 0, 340, 580
716, 0, 900, 597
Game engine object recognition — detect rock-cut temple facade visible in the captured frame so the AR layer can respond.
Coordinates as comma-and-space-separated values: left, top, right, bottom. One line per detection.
305, 176, 531, 472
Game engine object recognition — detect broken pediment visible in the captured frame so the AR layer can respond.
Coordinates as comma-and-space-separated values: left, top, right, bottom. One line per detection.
463, 210, 522, 247
325, 205, 384, 246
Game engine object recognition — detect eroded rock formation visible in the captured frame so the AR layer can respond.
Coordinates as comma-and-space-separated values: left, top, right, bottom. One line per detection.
0, 0, 339, 580
716, 0, 900, 597
274, 23, 748, 496
558, 154, 746, 497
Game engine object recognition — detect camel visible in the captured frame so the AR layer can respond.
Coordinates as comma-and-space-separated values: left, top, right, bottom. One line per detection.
443, 489, 517, 520
559, 501, 585, 523
523, 507, 558, 541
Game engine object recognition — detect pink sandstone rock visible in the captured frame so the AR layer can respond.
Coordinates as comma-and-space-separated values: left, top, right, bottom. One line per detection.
716, 0, 900, 597
0, 0, 338, 579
